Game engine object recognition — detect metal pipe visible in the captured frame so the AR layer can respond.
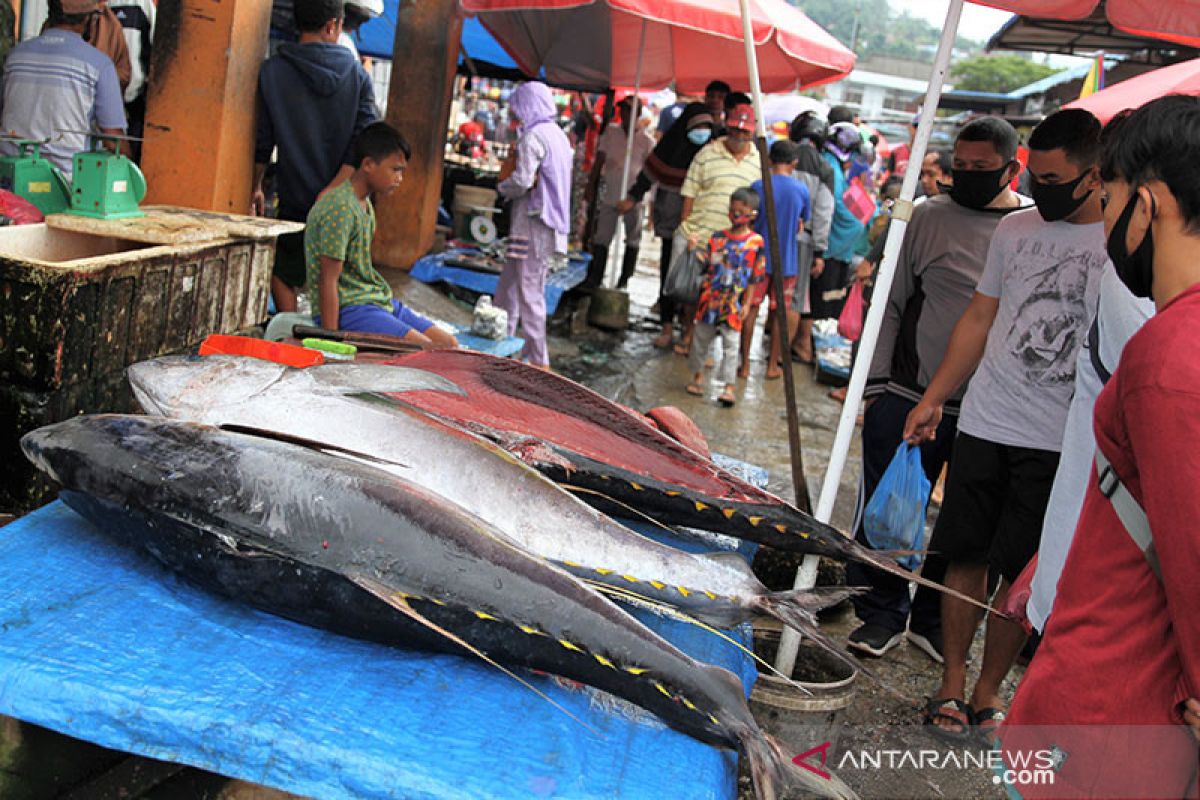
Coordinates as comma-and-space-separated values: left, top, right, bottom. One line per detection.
737, 0, 812, 514
607, 18, 647, 288
773, 0, 967, 678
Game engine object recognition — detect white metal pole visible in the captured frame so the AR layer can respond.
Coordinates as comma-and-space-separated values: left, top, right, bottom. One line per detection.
607, 19, 647, 288
773, 0, 966, 678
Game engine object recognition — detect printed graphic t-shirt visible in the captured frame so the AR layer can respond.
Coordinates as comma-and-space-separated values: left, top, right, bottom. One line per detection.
695, 229, 765, 331
958, 208, 1106, 452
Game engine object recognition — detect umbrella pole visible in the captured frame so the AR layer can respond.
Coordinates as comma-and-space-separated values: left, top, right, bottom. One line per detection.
606, 19, 647, 289
738, 0, 813, 519
772, 0, 966, 678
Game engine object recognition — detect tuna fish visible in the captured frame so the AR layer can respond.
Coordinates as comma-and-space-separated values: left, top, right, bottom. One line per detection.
22, 414, 857, 800
382, 350, 992, 613
127, 355, 864, 675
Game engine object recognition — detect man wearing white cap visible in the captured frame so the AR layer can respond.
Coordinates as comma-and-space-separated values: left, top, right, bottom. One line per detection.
0, 0, 126, 178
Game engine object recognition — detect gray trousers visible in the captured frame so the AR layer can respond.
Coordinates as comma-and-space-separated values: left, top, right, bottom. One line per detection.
689, 322, 740, 385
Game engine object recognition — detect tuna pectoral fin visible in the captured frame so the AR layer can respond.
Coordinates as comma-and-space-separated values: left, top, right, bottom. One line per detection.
218, 425, 407, 470
347, 574, 599, 736
309, 364, 465, 396
743, 732, 859, 800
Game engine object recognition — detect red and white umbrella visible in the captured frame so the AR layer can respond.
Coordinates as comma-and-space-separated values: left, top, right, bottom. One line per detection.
459, 0, 855, 93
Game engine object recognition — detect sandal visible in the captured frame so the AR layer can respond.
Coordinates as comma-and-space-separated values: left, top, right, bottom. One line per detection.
674, 342, 690, 356
922, 697, 974, 744
652, 331, 674, 349
973, 706, 1006, 746
685, 383, 704, 396
717, 390, 736, 407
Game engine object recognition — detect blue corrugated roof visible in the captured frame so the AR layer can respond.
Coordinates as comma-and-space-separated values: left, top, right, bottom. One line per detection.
1006, 57, 1122, 98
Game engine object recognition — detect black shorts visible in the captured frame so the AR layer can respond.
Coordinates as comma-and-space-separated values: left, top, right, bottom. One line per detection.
928, 432, 1060, 583
273, 230, 306, 289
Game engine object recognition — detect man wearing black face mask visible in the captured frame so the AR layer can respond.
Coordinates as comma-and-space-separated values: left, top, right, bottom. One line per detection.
847, 117, 1031, 668
999, 94, 1200, 800
904, 109, 1109, 743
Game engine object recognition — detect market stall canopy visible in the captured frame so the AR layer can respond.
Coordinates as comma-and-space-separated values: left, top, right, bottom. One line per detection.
458, 0, 856, 93
986, 6, 1199, 64
979, 0, 1200, 51
357, 12, 526, 80
1065, 56, 1200, 120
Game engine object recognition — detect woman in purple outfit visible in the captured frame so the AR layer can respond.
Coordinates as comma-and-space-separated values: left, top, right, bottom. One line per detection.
495, 81, 573, 368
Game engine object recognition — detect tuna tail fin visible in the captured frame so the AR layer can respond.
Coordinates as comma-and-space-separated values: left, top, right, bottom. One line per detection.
844, 539, 1004, 618
742, 731, 859, 800
752, 590, 913, 703
347, 573, 601, 738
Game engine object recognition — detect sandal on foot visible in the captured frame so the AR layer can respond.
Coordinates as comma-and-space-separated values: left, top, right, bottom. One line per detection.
973, 707, 1006, 746
652, 332, 674, 349
674, 343, 690, 356
922, 698, 974, 743
717, 391, 736, 407
685, 383, 704, 396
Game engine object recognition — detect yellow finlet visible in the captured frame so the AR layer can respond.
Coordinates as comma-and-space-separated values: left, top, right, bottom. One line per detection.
747, 516, 763, 527
676, 585, 691, 598
649, 580, 666, 590
595, 568, 613, 576
654, 682, 673, 698
628, 482, 644, 491
519, 625, 546, 637
625, 666, 649, 676
559, 639, 584, 653
694, 501, 708, 512
594, 654, 615, 669
621, 574, 639, 583
774, 523, 788, 534
721, 507, 736, 519
473, 610, 498, 621
665, 490, 681, 497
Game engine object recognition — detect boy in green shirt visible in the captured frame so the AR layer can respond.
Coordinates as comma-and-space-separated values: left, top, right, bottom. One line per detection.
305, 122, 457, 347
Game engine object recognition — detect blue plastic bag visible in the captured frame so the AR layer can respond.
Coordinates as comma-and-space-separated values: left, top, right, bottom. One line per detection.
863, 443, 931, 570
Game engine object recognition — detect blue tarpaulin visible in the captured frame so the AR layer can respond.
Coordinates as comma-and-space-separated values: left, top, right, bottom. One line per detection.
356, 11, 519, 75
0, 500, 757, 799
410, 248, 590, 316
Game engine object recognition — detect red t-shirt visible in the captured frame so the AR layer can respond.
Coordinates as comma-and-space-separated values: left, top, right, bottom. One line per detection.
1000, 283, 1200, 799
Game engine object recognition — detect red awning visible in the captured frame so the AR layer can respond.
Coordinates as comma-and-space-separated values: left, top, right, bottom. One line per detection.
972, 0, 1200, 48
1065, 56, 1200, 121
458, 0, 856, 93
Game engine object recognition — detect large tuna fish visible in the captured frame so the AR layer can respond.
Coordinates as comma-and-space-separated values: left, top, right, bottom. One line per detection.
382, 350, 985, 610
127, 355, 861, 672
22, 415, 856, 800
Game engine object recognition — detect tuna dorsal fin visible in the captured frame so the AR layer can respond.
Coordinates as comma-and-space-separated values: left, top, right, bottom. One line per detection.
307, 364, 465, 396
347, 573, 601, 737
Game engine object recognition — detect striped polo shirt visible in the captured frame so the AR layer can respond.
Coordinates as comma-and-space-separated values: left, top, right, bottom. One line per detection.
0, 29, 126, 177
678, 137, 762, 242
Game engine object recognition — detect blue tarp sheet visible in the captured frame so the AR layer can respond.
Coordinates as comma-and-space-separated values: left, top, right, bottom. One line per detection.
0, 500, 757, 799
356, 12, 518, 73
410, 249, 589, 316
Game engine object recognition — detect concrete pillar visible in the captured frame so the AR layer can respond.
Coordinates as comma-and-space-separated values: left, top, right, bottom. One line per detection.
373, 0, 462, 270
140, 0, 270, 213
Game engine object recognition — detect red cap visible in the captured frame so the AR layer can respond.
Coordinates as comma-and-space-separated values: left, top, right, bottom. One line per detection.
726, 104, 757, 132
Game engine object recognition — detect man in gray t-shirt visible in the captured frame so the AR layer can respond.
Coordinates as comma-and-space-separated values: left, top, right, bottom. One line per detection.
904, 109, 1108, 742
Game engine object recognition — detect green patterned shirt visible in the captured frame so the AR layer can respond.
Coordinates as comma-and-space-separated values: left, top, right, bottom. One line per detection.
305, 180, 393, 311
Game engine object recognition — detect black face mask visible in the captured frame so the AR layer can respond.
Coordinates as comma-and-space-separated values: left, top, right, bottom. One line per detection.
1106, 190, 1157, 298
947, 164, 1010, 210
1032, 172, 1092, 222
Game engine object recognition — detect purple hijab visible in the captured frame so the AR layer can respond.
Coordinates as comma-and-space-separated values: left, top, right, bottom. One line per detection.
507, 82, 573, 236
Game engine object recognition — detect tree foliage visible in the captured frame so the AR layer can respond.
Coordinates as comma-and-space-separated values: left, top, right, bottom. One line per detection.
790, 0, 982, 61
949, 54, 1058, 93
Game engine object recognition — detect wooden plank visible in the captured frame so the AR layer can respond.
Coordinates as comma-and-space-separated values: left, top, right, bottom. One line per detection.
44, 207, 302, 247
59, 756, 187, 800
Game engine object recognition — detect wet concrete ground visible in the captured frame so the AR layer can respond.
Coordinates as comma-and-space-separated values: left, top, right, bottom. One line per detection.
384, 243, 1018, 800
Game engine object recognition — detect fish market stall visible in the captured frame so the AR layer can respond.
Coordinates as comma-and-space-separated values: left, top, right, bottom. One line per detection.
0, 501, 755, 800
0, 207, 301, 511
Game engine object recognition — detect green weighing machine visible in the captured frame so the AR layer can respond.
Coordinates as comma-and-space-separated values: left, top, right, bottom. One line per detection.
0, 131, 146, 219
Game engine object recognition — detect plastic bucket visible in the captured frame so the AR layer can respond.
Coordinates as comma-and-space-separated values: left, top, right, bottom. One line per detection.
750, 624, 858, 756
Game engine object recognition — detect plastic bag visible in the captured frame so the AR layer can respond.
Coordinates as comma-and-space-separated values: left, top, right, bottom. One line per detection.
838, 280, 865, 341
863, 443, 931, 570
0, 189, 44, 225
1000, 553, 1037, 635
663, 245, 705, 305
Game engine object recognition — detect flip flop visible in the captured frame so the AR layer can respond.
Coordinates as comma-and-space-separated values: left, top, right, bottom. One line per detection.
685, 383, 704, 396
922, 697, 974, 744
973, 707, 1006, 747
717, 391, 736, 407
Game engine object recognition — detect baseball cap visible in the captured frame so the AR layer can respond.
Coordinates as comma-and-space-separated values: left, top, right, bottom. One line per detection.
726, 103, 757, 132
686, 112, 715, 131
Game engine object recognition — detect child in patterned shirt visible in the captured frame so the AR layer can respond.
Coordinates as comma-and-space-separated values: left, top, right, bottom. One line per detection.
685, 187, 765, 406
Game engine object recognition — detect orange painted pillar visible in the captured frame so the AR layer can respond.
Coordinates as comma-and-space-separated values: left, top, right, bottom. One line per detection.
141, 0, 270, 213
373, 0, 462, 270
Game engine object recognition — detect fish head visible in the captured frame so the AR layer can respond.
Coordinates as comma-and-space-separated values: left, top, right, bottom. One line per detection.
127, 355, 292, 417
21, 414, 217, 500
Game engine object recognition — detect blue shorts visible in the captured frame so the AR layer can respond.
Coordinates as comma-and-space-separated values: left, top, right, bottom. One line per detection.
318, 300, 434, 338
